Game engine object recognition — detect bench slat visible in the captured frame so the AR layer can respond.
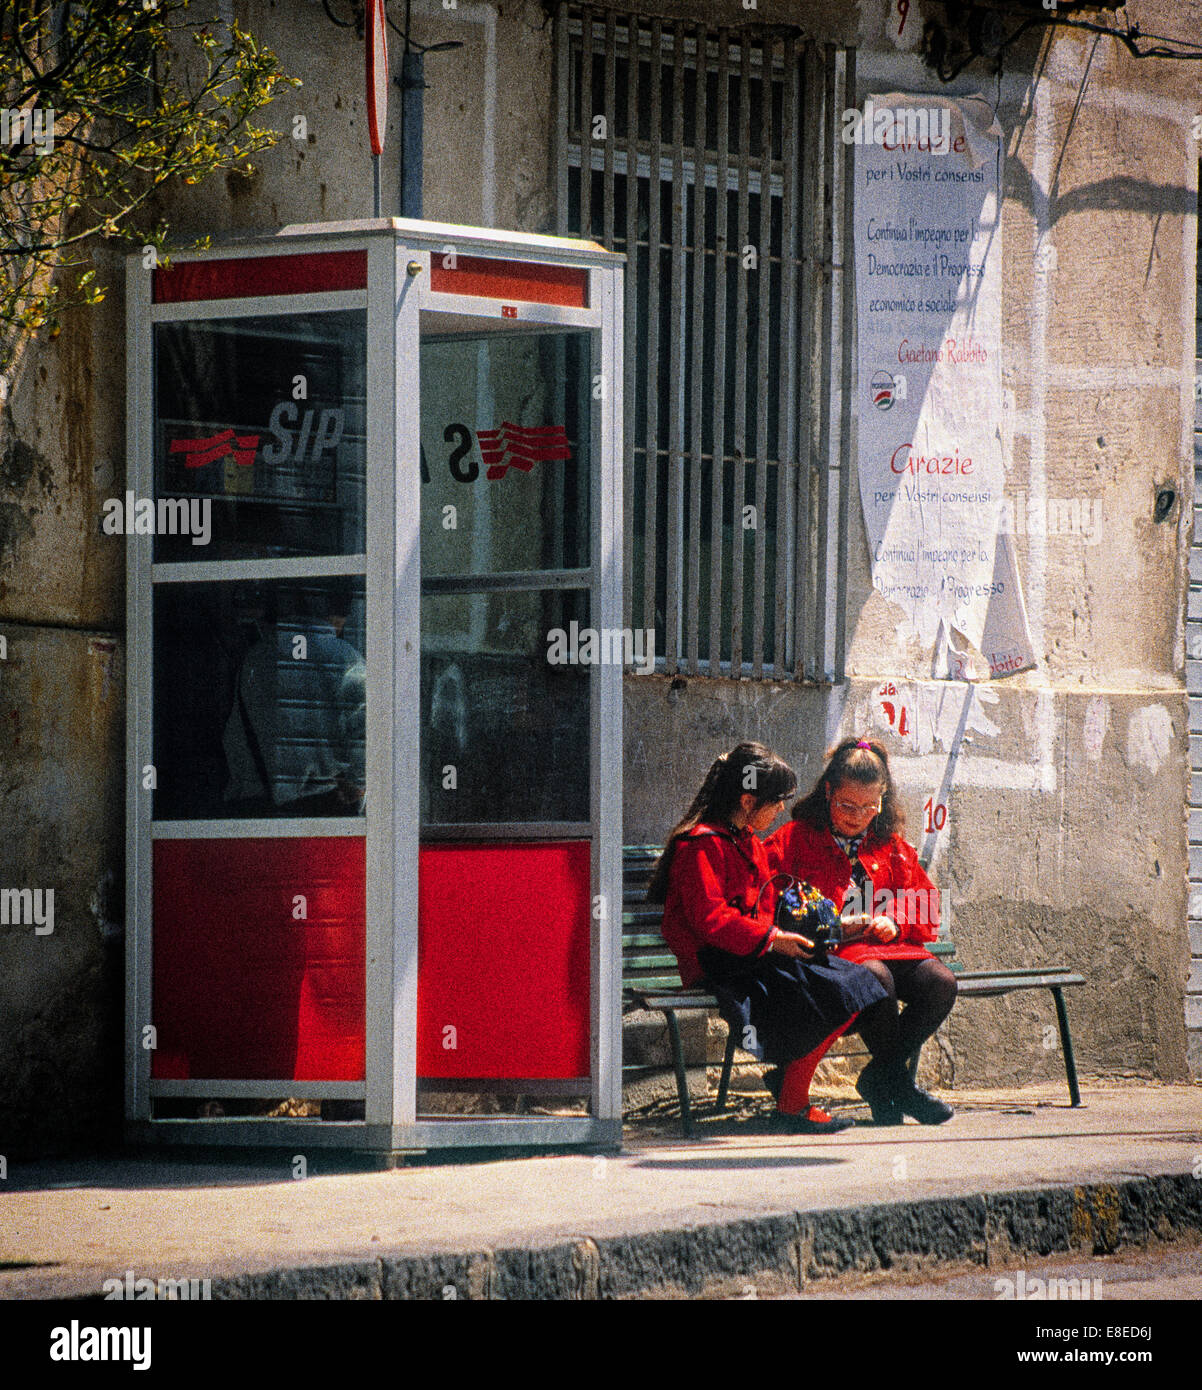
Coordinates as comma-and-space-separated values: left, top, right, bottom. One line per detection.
632, 994, 719, 1011
955, 967, 1082, 980
957, 973, 1085, 995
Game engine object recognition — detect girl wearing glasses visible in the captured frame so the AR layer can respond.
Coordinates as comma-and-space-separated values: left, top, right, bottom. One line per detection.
766, 736, 957, 1126
647, 742, 888, 1134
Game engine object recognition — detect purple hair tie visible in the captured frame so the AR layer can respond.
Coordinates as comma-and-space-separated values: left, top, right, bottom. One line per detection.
856, 739, 872, 749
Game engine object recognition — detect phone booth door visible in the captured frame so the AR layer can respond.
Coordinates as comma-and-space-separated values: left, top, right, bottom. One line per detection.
128, 248, 375, 1117
413, 261, 602, 1109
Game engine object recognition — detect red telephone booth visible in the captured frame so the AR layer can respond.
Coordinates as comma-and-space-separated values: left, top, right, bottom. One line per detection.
124, 219, 624, 1156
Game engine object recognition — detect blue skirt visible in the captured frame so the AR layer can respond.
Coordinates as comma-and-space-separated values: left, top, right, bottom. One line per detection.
697, 945, 888, 1064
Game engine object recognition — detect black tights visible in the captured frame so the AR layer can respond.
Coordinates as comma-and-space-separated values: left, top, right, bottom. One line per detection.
855, 957, 957, 1066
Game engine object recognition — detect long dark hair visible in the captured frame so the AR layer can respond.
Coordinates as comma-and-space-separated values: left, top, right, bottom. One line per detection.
790, 735, 904, 840
646, 742, 797, 903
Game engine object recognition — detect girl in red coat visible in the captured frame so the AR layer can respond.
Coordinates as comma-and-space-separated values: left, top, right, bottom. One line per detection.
767, 736, 957, 1125
648, 742, 888, 1134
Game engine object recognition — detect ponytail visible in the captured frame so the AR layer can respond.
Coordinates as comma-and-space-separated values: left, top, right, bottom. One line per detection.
646, 742, 796, 902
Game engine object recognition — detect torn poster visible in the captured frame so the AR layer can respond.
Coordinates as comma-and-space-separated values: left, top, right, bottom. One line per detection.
853, 92, 1035, 679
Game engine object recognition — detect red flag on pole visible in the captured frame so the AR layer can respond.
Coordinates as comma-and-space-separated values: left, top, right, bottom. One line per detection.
366, 0, 388, 158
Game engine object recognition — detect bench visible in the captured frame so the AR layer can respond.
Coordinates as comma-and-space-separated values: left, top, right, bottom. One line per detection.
621, 843, 1086, 1136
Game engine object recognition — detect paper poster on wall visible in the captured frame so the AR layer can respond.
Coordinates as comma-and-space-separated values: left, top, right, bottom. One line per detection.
853, 92, 1035, 679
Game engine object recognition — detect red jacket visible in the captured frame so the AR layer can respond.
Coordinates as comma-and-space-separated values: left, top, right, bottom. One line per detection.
765, 818, 938, 963
659, 823, 779, 987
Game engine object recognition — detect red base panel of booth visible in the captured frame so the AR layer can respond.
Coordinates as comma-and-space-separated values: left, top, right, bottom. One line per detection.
417, 841, 591, 1080
151, 838, 366, 1082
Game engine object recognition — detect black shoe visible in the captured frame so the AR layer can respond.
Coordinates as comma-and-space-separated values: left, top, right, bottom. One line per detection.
762, 1066, 784, 1102
855, 1059, 907, 1126
899, 1085, 953, 1125
864, 1096, 904, 1125
854, 1059, 893, 1104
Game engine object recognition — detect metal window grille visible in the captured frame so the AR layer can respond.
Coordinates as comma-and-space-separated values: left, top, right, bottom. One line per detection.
554, 4, 856, 679
1186, 168, 1202, 1077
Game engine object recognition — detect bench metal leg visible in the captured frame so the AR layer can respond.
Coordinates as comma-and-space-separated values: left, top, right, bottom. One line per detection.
1051, 986, 1082, 1107
663, 1009, 693, 1137
715, 1026, 738, 1113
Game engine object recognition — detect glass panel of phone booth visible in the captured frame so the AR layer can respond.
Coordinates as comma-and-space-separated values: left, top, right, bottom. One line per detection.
419, 331, 590, 576
421, 587, 588, 825
151, 310, 366, 563
152, 577, 366, 821
417, 318, 596, 1094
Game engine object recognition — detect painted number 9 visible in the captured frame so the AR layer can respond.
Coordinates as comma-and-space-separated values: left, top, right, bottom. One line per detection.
897, 0, 909, 36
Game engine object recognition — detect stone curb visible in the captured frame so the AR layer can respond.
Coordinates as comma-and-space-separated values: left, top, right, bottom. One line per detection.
133, 1172, 1202, 1300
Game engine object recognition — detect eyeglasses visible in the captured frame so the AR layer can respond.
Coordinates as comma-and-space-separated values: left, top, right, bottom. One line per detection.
830, 798, 881, 818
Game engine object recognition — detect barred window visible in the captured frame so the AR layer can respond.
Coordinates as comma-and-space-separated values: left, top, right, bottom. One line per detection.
554, 5, 856, 679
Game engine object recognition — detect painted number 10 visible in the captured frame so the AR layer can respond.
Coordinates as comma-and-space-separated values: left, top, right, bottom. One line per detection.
924, 797, 947, 832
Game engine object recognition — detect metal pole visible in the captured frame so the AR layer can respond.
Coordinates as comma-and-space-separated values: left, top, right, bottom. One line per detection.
400, 51, 424, 218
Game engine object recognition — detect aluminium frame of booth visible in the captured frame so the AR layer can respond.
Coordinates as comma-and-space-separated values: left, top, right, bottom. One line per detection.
124, 218, 625, 1155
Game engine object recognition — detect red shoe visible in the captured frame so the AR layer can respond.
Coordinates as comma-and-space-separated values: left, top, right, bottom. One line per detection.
774, 1104, 856, 1134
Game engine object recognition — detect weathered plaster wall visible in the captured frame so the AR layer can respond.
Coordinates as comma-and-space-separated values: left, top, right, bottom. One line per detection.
0, 228, 127, 1156
0, 628, 124, 1156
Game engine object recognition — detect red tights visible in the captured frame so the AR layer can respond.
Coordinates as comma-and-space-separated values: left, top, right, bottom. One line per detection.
777, 1015, 857, 1119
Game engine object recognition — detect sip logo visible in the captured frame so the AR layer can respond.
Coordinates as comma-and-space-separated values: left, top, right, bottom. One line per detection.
262, 403, 345, 466
168, 404, 345, 471
422, 422, 572, 483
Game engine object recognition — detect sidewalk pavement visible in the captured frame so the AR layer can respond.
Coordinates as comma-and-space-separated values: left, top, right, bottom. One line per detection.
2, 1080, 1200, 1299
